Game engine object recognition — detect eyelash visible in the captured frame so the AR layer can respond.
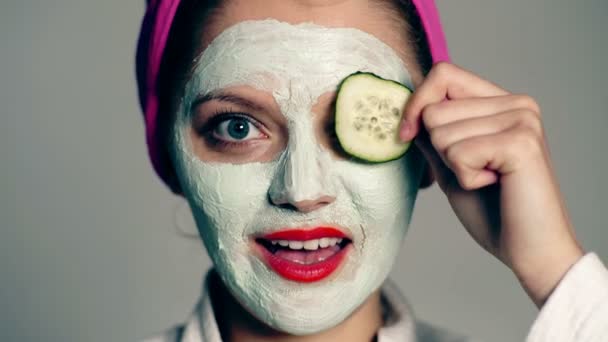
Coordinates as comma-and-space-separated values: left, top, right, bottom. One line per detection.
197, 109, 266, 149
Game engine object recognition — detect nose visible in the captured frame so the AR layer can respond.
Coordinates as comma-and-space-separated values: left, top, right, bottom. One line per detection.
270, 195, 336, 213
268, 125, 337, 213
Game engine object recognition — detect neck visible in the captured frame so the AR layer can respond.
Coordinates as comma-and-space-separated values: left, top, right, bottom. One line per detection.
209, 271, 384, 342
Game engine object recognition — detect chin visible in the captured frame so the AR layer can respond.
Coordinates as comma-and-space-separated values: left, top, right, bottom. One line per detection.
206, 224, 406, 335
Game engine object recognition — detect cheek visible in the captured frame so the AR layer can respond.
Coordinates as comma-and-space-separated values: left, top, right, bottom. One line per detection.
337, 153, 421, 220
177, 159, 277, 269
171, 120, 266, 242
180, 160, 274, 228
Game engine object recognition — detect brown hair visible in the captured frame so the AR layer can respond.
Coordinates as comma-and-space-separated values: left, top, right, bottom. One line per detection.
157, 0, 433, 193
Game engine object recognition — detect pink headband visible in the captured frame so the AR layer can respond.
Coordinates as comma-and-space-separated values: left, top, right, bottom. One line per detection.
135, 0, 450, 193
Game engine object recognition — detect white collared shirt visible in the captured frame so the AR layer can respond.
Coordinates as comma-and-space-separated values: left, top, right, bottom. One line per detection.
143, 253, 608, 342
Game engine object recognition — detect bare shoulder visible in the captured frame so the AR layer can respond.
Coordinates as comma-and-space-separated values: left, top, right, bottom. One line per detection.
416, 320, 482, 342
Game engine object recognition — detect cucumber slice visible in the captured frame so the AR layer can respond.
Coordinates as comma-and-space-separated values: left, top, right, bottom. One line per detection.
335, 72, 413, 163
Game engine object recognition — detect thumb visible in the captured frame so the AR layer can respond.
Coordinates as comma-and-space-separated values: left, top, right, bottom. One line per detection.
414, 129, 454, 193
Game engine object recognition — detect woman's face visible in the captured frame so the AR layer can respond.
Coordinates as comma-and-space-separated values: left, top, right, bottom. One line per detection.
169, 0, 426, 335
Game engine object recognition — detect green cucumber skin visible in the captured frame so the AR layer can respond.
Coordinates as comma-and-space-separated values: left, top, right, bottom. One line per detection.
341, 142, 412, 164
334, 71, 413, 163
335, 71, 413, 95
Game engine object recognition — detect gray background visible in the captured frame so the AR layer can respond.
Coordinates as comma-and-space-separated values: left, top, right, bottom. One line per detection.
3, 0, 607, 341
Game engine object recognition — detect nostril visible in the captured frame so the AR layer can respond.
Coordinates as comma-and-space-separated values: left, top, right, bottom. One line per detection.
277, 203, 298, 211
307, 203, 326, 212
294, 196, 335, 213
316, 195, 336, 206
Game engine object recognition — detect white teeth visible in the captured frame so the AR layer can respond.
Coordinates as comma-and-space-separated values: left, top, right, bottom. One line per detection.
303, 239, 319, 250
268, 238, 347, 250
319, 237, 330, 248
288, 241, 304, 250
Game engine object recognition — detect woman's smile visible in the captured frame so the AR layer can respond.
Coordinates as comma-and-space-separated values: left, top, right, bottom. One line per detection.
253, 226, 354, 282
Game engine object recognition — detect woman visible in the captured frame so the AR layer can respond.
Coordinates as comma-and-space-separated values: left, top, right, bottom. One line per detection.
135, 0, 608, 341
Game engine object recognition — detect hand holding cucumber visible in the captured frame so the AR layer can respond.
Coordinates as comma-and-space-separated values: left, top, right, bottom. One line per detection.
391, 62, 584, 308
336, 63, 585, 308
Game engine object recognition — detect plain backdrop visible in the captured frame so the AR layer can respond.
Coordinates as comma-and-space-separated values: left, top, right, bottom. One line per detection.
3, 0, 608, 341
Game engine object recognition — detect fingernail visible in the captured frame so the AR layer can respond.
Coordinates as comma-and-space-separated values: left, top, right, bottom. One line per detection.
400, 121, 411, 141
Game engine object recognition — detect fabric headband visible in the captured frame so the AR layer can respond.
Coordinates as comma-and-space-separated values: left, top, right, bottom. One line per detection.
135, 0, 450, 193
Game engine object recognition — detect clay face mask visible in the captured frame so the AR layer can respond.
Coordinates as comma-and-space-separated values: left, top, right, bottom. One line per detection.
170, 19, 424, 335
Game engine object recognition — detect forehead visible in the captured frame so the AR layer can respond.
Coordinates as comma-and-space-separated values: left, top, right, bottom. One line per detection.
199, 0, 423, 83
188, 19, 412, 105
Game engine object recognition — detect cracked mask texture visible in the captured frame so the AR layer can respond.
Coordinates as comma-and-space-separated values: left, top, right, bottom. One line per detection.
169, 19, 424, 335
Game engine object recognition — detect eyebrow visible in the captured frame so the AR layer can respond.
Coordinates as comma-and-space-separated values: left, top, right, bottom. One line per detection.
190, 91, 267, 113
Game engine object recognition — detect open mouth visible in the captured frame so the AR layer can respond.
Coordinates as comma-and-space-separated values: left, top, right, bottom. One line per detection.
254, 227, 353, 283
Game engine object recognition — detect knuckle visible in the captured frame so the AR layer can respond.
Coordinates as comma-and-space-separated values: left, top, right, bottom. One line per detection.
451, 168, 475, 191
515, 109, 543, 134
432, 62, 453, 77
429, 126, 447, 150
513, 94, 541, 115
513, 127, 543, 156
455, 173, 474, 190
445, 144, 462, 168
421, 104, 439, 128
463, 174, 478, 190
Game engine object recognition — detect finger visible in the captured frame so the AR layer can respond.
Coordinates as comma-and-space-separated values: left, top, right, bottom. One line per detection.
443, 125, 545, 191
428, 109, 542, 154
400, 62, 509, 141
419, 94, 541, 130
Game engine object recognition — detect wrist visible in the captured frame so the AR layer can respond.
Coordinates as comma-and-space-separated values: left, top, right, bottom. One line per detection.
513, 241, 585, 308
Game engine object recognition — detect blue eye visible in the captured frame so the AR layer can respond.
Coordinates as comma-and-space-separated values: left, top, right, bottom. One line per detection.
214, 116, 261, 142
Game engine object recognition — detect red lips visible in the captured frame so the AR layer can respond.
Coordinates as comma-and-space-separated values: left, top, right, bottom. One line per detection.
262, 227, 348, 241
255, 226, 352, 283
